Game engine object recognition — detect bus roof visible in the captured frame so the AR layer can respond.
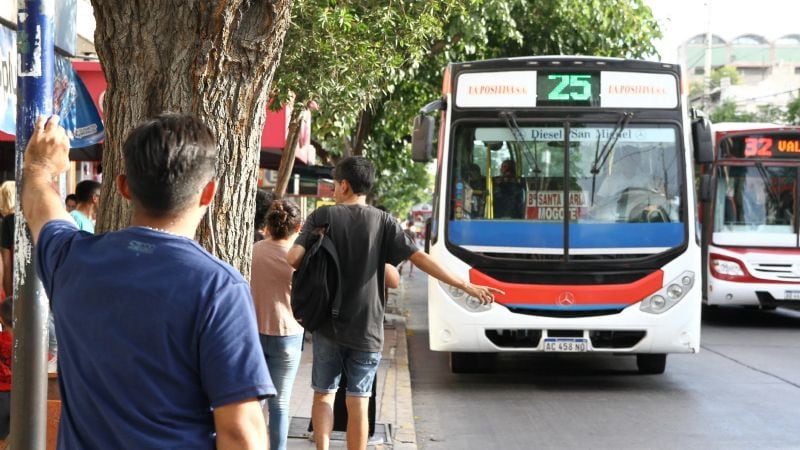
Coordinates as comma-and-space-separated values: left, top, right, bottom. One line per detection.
448, 56, 679, 73
712, 122, 800, 137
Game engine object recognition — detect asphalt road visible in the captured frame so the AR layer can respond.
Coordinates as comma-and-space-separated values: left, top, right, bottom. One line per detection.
402, 274, 800, 450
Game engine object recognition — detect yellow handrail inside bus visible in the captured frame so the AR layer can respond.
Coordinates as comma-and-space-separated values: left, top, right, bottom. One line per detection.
485, 149, 493, 219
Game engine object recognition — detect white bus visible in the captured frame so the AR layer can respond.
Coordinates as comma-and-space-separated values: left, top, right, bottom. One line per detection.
700, 123, 800, 310
411, 56, 713, 374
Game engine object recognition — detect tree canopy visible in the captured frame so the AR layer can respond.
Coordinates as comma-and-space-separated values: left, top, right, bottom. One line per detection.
324, 0, 663, 218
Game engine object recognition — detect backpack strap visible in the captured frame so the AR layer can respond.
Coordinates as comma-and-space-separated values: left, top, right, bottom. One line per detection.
321, 206, 343, 320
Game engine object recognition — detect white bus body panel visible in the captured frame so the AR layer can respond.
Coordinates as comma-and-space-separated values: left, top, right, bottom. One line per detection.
427, 239, 702, 355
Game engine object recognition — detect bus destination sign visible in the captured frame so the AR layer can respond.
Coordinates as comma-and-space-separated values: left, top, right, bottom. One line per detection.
720, 134, 800, 159
455, 70, 678, 109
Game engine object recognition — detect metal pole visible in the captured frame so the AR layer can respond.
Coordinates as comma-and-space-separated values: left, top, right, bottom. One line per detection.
11, 1, 55, 448
703, 0, 713, 112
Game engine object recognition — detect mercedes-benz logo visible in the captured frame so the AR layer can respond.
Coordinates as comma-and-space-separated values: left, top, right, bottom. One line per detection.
557, 291, 576, 306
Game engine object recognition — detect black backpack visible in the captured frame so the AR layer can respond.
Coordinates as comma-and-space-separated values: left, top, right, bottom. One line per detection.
290, 222, 342, 332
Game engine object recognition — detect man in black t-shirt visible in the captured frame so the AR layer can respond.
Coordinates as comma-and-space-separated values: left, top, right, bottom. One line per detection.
288, 156, 501, 450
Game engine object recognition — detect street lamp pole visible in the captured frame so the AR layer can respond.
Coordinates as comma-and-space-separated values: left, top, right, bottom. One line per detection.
12, 1, 55, 448
703, 0, 713, 112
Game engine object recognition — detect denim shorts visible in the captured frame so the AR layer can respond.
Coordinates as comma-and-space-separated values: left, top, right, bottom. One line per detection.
311, 332, 381, 397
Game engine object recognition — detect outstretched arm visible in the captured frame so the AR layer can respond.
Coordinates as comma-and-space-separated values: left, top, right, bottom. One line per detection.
22, 116, 72, 245
409, 250, 503, 303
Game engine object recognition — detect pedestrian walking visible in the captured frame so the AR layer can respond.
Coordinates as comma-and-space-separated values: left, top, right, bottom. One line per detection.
69, 179, 101, 233
0, 181, 15, 298
250, 199, 304, 450
23, 114, 274, 449
287, 156, 501, 450
64, 193, 77, 212
0, 296, 12, 444
253, 189, 275, 242
397, 220, 417, 278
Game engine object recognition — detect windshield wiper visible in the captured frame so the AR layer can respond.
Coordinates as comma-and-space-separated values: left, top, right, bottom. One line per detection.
499, 111, 540, 178
590, 112, 634, 204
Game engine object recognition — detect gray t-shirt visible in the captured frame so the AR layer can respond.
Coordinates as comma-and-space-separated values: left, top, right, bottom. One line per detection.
295, 204, 417, 352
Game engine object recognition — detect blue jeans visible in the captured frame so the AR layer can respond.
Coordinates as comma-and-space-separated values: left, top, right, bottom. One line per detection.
259, 333, 303, 450
311, 332, 381, 397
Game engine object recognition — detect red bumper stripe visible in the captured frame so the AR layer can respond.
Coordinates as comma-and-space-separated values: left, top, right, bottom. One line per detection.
470, 269, 664, 306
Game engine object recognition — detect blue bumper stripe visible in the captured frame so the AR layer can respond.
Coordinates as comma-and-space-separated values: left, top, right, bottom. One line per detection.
448, 221, 684, 249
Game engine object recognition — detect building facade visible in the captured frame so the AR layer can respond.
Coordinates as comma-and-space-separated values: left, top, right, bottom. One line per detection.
679, 33, 800, 111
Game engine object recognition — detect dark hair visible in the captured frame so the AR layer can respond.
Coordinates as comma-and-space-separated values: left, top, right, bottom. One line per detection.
0, 296, 12, 329
65, 193, 77, 204
122, 113, 217, 215
74, 180, 101, 203
332, 156, 374, 194
254, 189, 275, 231
266, 199, 301, 240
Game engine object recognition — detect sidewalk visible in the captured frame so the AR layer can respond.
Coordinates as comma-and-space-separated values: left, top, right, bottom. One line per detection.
285, 275, 423, 449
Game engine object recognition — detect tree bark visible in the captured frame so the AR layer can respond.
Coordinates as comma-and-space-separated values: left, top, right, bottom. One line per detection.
273, 105, 305, 198
91, 0, 292, 277
351, 108, 373, 156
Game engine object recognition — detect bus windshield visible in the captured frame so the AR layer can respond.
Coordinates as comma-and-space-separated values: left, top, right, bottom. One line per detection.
712, 164, 798, 247
448, 122, 684, 258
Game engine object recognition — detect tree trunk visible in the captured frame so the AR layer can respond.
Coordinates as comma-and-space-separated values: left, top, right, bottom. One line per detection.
91, 0, 292, 277
273, 105, 305, 198
351, 108, 373, 156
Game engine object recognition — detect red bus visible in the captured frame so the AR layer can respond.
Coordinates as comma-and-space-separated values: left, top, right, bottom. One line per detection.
701, 123, 800, 310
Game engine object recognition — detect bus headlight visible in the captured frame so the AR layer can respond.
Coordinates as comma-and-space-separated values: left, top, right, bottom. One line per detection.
448, 285, 466, 300
640, 271, 694, 314
439, 280, 492, 312
711, 259, 745, 277
667, 284, 683, 299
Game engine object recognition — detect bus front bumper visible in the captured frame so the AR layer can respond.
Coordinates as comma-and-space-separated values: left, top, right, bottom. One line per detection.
428, 283, 701, 355
706, 277, 800, 308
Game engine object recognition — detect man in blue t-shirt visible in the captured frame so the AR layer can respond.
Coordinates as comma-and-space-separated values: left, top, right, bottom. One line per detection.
23, 114, 274, 449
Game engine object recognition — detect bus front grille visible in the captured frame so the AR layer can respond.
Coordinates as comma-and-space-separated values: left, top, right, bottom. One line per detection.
589, 330, 646, 348
485, 329, 542, 348
485, 329, 646, 349
751, 262, 800, 282
505, 306, 625, 318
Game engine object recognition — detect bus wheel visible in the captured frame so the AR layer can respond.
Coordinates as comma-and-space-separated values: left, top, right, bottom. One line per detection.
450, 352, 495, 374
636, 354, 667, 374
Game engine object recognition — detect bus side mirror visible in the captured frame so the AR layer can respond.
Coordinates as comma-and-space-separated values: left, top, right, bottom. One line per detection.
692, 117, 714, 164
699, 173, 712, 203
412, 114, 435, 163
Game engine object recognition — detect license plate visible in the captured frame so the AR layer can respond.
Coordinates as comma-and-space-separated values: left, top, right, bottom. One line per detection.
543, 338, 588, 352
785, 291, 800, 300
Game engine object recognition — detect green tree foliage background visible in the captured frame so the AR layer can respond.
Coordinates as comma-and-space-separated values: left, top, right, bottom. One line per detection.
282, 0, 663, 218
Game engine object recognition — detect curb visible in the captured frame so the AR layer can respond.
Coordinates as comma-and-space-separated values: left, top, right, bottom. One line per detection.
380, 314, 417, 449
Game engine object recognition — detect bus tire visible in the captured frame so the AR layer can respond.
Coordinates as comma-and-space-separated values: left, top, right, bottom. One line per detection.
636, 353, 667, 374
450, 352, 495, 374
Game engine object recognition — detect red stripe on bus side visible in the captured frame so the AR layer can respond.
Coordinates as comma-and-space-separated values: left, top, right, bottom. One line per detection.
469, 269, 664, 306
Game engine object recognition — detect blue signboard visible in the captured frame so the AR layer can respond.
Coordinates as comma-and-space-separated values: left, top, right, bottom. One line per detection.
54, 56, 104, 147
0, 25, 15, 135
